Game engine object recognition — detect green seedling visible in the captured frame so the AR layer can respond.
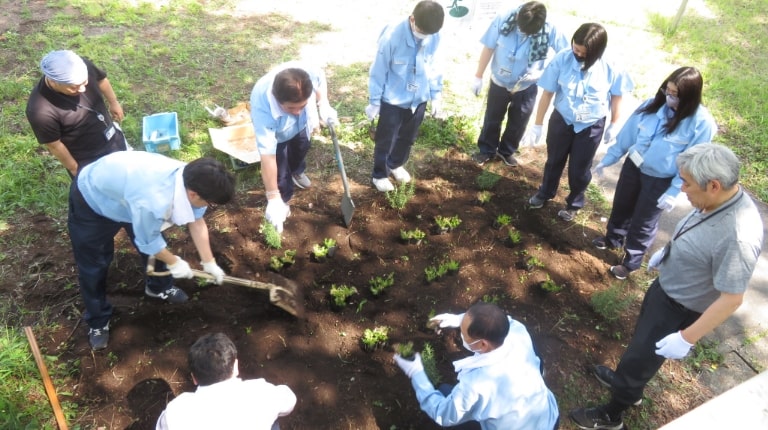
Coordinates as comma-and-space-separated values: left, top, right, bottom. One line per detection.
369, 272, 395, 296
508, 228, 522, 245
312, 243, 329, 259
540, 275, 563, 293
361, 326, 389, 351
385, 181, 415, 210
323, 237, 337, 249
476, 170, 501, 190
400, 228, 426, 242
477, 190, 492, 204
259, 221, 282, 249
421, 342, 442, 385
494, 213, 512, 228
434, 215, 462, 231
443, 259, 460, 273
395, 341, 415, 359
329, 284, 358, 308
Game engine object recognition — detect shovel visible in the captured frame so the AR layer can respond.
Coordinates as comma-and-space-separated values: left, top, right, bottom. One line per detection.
147, 257, 304, 318
328, 122, 355, 227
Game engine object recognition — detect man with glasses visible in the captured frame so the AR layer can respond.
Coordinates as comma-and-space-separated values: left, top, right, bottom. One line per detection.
68, 151, 236, 350
393, 302, 560, 429
26, 50, 128, 177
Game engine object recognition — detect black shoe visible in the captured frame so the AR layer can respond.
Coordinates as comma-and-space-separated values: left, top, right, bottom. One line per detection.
88, 324, 109, 351
609, 265, 631, 280
592, 366, 643, 406
593, 236, 608, 250
569, 407, 623, 430
145, 285, 189, 304
496, 152, 518, 167
472, 152, 493, 166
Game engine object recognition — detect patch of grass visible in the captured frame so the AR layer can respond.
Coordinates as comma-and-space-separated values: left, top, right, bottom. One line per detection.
590, 284, 636, 322
685, 339, 725, 372
416, 115, 477, 152
475, 170, 501, 190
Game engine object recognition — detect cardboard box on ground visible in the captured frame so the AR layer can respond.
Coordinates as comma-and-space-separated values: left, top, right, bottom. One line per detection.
207, 102, 260, 170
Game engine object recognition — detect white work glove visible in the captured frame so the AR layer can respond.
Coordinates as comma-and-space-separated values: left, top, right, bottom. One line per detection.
591, 162, 606, 179
430, 97, 443, 118
603, 124, 617, 143
657, 193, 676, 212
471, 76, 483, 97
521, 125, 543, 147
265, 198, 290, 234
655, 331, 693, 359
365, 104, 380, 121
168, 257, 194, 279
647, 247, 665, 271
429, 313, 465, 329
318, 102, 338, 125
202, 260, 225, 285
394, 353, 424, 378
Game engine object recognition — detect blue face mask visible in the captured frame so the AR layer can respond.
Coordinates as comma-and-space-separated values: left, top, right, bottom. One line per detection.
573, 52, 586, 63
666, 94, 680, 109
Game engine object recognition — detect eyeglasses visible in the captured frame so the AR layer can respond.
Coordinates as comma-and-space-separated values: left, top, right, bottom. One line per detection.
660, 87, 679, 98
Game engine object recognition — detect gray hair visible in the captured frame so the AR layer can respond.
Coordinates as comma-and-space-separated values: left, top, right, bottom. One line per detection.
676, 143, 740, 189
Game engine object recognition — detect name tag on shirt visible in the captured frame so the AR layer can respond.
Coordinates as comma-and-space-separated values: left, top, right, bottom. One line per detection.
629, 150, 644, 167
407, 82, 419, 92
104, 125, 116, 141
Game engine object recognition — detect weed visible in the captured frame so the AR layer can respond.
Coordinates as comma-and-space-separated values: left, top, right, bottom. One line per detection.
259, 221, 282, 249
329, 284, 358, 308
385, 181, 415, 210
476, 170, 501, 190
369, 272, 395, 296
356, 299, 368, 313
361, 326, 389, 351
421, 342, 442, 386
686, 339, 724, 372
591, 285, 635, 322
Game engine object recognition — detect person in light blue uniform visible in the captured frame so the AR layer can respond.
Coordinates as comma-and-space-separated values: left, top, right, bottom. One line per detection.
366, 0, 444, 192
592, 67, 717, 280
394, 302, 559, 430
471, 1, 569, 167
250, 62, 337, 233
524, 23, 634, 222
70, 151, 235, 350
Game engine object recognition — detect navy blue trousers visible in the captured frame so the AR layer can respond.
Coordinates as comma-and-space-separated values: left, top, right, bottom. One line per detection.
606, 161, 672, 270
68, 182, 172, 329
536, 110, 605, 209
371, 101, 426, 179
611, 279, 700, 408
276, 129, 311, 203
476, 82, 537, 156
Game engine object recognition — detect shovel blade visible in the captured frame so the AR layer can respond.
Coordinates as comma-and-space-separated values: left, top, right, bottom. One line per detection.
264, 273, 305, 318
341, 195, 355, 227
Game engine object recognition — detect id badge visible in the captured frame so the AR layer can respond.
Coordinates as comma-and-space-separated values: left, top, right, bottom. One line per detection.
629, 149, 644, 167
575, 103, 590, 122
104, 125, 116, 141
406, 82, 419, 92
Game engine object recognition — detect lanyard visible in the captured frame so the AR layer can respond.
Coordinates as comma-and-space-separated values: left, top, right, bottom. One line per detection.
673, 189, 743, 241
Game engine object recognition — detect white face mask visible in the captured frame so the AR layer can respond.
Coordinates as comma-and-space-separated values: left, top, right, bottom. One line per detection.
461, 333, 481, 353
413, 30, 428, 40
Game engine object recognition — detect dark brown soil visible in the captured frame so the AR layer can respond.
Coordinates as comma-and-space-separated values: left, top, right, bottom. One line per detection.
5, 140, 711, 429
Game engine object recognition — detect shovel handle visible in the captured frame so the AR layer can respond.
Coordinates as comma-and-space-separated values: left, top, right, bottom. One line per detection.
328, 123, 352, 197
146, 255, 171, 276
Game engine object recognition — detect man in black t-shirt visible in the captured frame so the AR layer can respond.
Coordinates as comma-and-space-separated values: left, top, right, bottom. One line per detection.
26, 50, 128, 177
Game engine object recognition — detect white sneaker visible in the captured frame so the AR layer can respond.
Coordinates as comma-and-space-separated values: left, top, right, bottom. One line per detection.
372, 177, 395, 192
390, 166, 411, 183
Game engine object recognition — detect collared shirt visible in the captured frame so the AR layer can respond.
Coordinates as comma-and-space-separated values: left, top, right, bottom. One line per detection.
77, 151, 206, 256
480, 9, 569, 92
659, 188, 763, 312
250, 61, 326, 154
369, 17, 443, 110
156, 377, 297, 430
537, 49, 634, 132
601, 99, 716, 196
409, 317, 559, 430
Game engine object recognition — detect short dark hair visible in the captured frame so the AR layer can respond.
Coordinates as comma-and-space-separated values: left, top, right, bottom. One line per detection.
413, 0, 444, 35
639, 66, 704, 135
183, 157, 236, 205
271, 68, 314, 104
466, 302, 509, 347
188, 333, 238, 386
572, 23, 607, 71
517, 1, 547, 35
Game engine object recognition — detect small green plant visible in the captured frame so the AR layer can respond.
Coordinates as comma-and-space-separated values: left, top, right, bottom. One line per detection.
313, 238, 338, 260
329, 284, 358, 308
494, 213, 512, 228
385, 181, 415, 210
400, 228, 426, 243
395, 341, 415, 359
507, 228, 522, 245
259, 221, 282, 249
434, 215, 462, 232
525, 256, 545, 270
591, 285, 636, 322
361, 326, 389, 351
539, 275, 563, 293
421, 342, 442, 385
686, 339, 725, 372
424, 265, 448, 282
482, 294, 501, 305
269, 256, 284, 272
270, 249, 296, 271
369, 272, 395, 296
312, 243, 329, 258
443, 259, 460, 273
323, 237, 337, 249
476, 169, 502, 190
476, 190, 492, 204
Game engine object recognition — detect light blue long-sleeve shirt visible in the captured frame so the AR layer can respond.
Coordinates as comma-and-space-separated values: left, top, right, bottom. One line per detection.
537, 49, 634, 132
250, 61, 326, 154
409, 317, 559, 430
480, 9, 569, 92
369, 18, 443, 110
77, 151, 206, 256
600, 98, 717, 196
